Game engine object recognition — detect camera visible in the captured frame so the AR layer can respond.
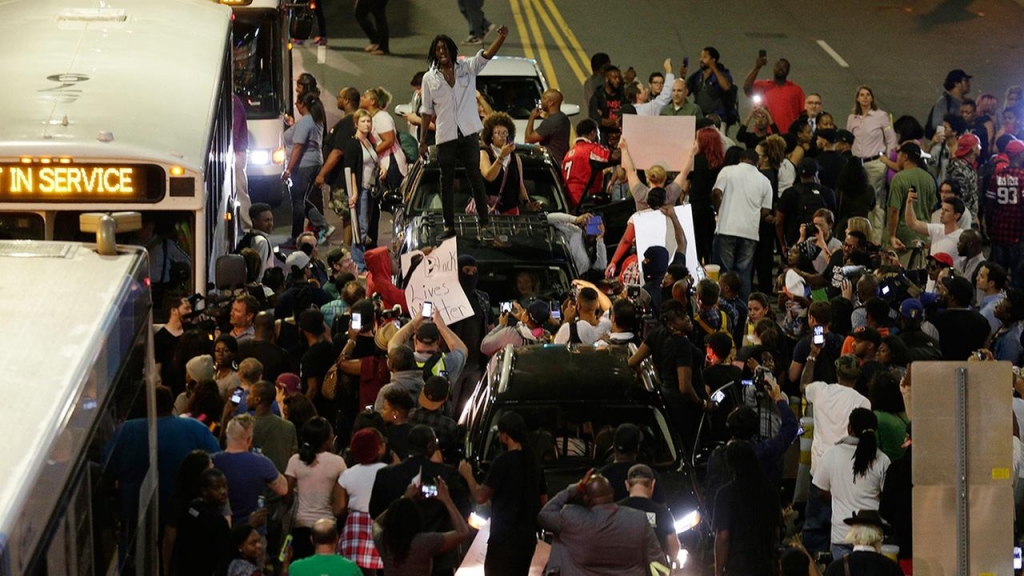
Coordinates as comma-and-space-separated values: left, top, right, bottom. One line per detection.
230, 386, 243, 406
500, 301, 513, 314
752, 365, 771, 392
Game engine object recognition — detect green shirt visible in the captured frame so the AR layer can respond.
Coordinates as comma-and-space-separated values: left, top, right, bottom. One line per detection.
887, 166, 936, 246
660, 100, 705, 119
874, 410, 908, 462
288, 554, 362, 576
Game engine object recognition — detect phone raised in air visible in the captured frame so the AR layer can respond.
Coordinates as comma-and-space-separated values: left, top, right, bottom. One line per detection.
350, 312, 362, 332
422, 301, 434, 318
812, 325, 825, 346
758, 49, 767, 58
585, 215, 604, 236
550, 302, 561, 321
500, 301, 513, 314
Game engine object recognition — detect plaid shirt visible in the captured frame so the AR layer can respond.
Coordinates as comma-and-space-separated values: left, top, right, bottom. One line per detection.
409, 407, 459, 446
985, 165, 1024, 244
339, 510, 382, 569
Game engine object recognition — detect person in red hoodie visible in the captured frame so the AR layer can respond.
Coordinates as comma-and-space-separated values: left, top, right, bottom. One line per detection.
364, 247, 409, 314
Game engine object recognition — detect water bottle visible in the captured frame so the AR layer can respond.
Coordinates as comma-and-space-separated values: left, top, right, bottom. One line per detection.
257, 495, 265, 510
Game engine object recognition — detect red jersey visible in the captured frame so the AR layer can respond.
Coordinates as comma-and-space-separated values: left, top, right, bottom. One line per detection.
751, 79, 806, 134
985, 165, 1024, 244
561, 138, 611, 208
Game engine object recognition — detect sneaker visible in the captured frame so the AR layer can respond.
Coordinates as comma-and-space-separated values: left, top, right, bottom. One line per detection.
437, 228, 457, 240
291, 38, 304, 46
363, 43, 379, 52
315, 37, 328, 46
316, 229, 328, 244
462, 35, 483, 45
323, 224, 337, 240
479, 226, 495, 242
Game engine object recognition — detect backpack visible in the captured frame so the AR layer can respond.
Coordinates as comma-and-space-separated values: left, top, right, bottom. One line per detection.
397, 130, 420, 164
792, 183, 828, 225
233, 230, 258, 255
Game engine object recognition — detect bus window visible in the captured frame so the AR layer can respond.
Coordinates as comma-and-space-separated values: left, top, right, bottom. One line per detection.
0, 212, 44, 240
233, 10, 285, 120
53, 211, 195, 310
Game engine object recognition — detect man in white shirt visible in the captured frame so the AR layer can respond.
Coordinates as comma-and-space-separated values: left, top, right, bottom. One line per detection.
801, 354, 871, 554
418, 28, 509, 242
629, 59, 674, 116
554, 287, 612, 345
711, 148, 773, 299
904, 189, 965, 268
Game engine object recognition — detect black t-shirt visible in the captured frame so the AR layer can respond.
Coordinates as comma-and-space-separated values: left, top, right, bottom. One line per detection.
387, 422, 412, 460
599, 460, 666, 503
154, 327, 180, 390
236, 339, 290, 384
687, 155, 721, 205
172, 498, 230, 576
712, 483, 780, 576
644, 327, 693, 391
703, 364, 744, 441
300, 341, 336, 394
930, 308, 991, 361
534, 111, 570, 165
619, 496, 674, 546
484, 450, 547, 538
816, 150, 848, 192
323, 115, 356, 186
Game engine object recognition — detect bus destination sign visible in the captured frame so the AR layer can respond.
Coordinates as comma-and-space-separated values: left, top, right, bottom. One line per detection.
0, 163, 165, 202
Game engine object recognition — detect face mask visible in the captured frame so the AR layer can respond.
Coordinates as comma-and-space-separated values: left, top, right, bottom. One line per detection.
459, 270, 479, 292
414, 352, 434, 364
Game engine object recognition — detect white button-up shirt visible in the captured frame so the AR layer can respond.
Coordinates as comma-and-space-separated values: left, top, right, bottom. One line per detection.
420, 50, 492, 144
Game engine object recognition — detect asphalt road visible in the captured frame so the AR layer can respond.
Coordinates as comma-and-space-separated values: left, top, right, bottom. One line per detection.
297, 0, 1024, 136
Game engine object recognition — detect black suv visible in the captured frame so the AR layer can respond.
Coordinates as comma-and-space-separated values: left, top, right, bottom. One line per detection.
391, 145, 579, 303
459, 343, 710, 562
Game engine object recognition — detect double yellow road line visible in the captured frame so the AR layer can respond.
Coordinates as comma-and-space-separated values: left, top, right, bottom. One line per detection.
508, 0, 589, 90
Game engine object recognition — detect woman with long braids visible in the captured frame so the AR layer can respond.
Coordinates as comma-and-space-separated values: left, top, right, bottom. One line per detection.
813, 407, 891, 562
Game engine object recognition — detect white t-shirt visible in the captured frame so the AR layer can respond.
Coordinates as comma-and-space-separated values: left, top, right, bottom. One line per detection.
713, 163, 773, 241
337, 462, 387, 513
285, 452, 348, 527
553, 316, 612, 345
930, 207, 972, 230
628, 209, 680, 257
926, 222, 963, 268
372, 110, 408, 176
805, 381, 871, 476
813, 439, 890, 545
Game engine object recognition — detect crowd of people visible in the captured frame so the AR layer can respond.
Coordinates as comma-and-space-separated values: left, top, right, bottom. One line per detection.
102, 20, 1024, 576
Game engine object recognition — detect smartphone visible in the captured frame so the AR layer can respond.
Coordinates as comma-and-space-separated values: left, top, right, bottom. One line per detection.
550, 302, 561, 321
364, 404, 373, 411
350, 312, 362, 331
683, 56, 689, 68
880, 284, 891, 296
585, 215, 603, 236
278, 534, 293, 563
812, 325, 825, 346
935, 125, 946, 137
420, 483, 438, 498
975, 350, 986, 360
422, 301, 433, 318
500, 301, 513, 314
1014, 546, 1022, 570
230, 386, 243, 406
711, 390, 726, 404
535, 98, 542, 109
439, 370, 450, 379
752, 94, 763, 105
758, 49, 767, 58
741, 379, 754, 387
571, 284, 580, 300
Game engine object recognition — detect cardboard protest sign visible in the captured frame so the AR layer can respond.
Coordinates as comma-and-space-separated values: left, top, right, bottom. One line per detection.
621, 114, 695, 171
632, 204, 698, 278
403, 237, 474, 324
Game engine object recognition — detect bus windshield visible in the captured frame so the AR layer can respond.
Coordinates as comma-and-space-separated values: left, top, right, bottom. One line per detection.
233, 9, 284, 120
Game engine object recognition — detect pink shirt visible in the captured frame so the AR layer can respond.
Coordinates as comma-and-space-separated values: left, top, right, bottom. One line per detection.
751, 80, 805, 133
847, 109, 898, 159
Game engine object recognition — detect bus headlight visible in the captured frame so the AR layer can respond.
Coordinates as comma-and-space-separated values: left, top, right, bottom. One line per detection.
249, 149, 270, 165
272, 146, 287, 165
674, 510, 700, 534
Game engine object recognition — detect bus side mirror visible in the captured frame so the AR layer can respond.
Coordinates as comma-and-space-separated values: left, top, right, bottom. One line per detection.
215, 254, 247, 291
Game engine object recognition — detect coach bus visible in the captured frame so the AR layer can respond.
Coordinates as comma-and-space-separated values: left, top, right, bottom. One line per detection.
0, 215, 156, 574
225, 0, 294, 202
0, 0, 236, 314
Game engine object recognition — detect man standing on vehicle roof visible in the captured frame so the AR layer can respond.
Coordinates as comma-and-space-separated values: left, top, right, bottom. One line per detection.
418, 27, 510, 242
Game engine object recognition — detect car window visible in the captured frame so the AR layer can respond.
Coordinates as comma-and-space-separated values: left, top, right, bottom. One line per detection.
477, 77, 543, 119
410, 160, 565, 215
481, 266, 568, 305
482, 405, 678, 469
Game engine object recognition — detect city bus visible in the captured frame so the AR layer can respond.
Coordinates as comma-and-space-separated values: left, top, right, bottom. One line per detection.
0, 0, 237, 315
0, 219, 157, 574
225, 0, 294, 203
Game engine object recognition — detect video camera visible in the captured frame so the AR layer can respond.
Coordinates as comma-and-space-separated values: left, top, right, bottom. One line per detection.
183, 292, 234, 333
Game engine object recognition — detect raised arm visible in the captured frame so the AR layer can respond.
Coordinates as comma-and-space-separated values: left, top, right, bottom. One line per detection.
671, 139, 698, 191
904, 188, 928, 235
742, 53, 767, 96
618, 138, 642, 189
433, 308, 469, 356
482, 26, 509, 59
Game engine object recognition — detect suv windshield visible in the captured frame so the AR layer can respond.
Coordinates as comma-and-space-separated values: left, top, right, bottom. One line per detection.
410, 161, 565, 216
477, 76, 544, 119
481, 404, 678, 469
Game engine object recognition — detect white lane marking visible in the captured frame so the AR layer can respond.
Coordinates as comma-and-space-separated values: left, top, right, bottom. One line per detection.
816, 40, 849, 68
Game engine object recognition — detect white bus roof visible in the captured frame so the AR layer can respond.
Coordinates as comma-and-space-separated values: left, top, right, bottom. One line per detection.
0, 241, 146, 550
0, 0, 232, 172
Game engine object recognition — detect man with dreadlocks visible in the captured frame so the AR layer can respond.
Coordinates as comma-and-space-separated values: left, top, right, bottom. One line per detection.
418, 27, 510, 242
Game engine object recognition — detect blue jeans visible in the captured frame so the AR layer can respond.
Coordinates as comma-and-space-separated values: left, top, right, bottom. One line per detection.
288, 165, 326, 239
802, 482, 833, 554
831, 543, 853, 562
991, 241, 1024, 290
712, 234, 757, 300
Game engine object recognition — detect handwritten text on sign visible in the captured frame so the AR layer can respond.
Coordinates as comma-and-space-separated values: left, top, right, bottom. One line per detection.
403, 238, 474, 324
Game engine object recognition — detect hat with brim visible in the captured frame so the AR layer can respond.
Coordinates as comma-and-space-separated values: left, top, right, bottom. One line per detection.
418, 376, 449, 411
843, 509, 889, 530
375, 321, 398, 351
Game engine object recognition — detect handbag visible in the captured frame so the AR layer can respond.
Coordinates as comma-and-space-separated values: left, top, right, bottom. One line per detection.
467, 150, 510, 214
322, 359, 341, 401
